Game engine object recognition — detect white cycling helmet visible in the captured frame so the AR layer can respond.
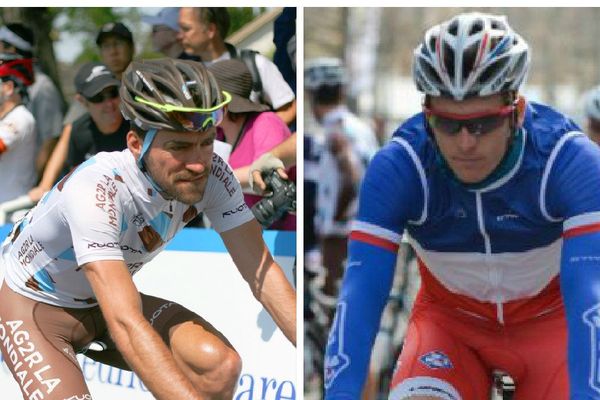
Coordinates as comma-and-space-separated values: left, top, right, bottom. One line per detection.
305, 57, 346, 90
413, 12, 530, 100
584, 86, 600, 120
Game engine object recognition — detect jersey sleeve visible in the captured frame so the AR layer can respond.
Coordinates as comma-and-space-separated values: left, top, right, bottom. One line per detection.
544, 133, 600, 397
202, 154, 254, 232
324, 140, 424, 399
255, 54, 295, 110
60, 162, 126, 266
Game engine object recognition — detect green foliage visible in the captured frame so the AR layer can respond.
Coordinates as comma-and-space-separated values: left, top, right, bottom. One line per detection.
228, 7, 263, 36
54, 7, 143, 63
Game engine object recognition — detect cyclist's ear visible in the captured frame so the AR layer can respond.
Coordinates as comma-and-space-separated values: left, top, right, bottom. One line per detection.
126, 130, 143, 157
516, 95, 526, 127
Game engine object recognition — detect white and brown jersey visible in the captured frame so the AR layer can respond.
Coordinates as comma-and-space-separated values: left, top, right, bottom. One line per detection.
1, 149, 253, 308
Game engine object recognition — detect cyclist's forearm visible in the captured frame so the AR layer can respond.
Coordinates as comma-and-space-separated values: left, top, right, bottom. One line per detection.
109, 316, 204, 400
254, 260, 297, 346
324, 239, 397, 399
85, 260, 203, 400
561, 225, 600, 398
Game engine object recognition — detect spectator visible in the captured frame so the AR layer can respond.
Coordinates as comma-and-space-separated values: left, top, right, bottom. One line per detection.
66, 61, 128, 169
96, 22, 134, 80
28, 62, 128, 202
209, 59, 294, 230
142, 7, 199, 60
0, 54, 36, 203
63, 22, 134, 126
178, 7, 296, 126
0, 23, 64, 177
30, 23, 135, 203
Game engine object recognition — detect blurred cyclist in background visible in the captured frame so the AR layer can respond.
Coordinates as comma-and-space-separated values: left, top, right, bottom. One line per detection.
325, 12, 600, 399
0, 54, 36, 204
305, 57, 378, 308
584, 85, 600, 145
0, 23, 64, 176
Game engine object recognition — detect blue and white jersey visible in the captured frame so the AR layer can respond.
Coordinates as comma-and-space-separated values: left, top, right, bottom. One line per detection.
0, 149, 253, 308
324, 102, 600, 398
316, 105, 378, 236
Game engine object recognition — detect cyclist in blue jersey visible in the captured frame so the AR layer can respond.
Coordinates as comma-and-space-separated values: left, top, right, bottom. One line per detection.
324, 12, 600, 400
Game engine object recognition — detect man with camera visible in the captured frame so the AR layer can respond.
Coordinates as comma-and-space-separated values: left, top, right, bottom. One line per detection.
0, 58, 295, 400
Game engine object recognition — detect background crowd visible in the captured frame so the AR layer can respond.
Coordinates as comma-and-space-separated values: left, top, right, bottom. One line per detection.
0, 7, 297, 231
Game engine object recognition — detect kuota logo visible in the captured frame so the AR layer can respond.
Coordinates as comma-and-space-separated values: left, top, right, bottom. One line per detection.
222, 204, 248, 218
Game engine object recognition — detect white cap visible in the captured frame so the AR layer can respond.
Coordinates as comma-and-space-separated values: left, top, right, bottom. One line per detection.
142, 8, 180, 32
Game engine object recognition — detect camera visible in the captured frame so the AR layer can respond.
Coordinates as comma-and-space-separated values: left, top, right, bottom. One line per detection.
251, 170, 296, 228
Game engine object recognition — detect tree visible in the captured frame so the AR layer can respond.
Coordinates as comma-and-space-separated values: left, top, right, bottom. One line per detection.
0, 6, 266, 101
0, 7, 66, 106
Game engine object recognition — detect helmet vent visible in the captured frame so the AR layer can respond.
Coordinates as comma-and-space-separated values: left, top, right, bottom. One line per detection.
469, 20, 484, 35
423, 61, 443, 88
479, 57, 509, 85
491, 20, 505, 31
512, 54, 528, 80
428, 36, 437, 53
448, 20, 459, 36
462, 44, 478, 79
443, 42, 455, 77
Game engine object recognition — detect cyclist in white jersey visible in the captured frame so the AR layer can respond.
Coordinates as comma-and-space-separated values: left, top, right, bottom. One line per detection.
584, 85, 600, 145
0, 54, 36, 204
305, 57, 378, 301
0, 58, 296, 400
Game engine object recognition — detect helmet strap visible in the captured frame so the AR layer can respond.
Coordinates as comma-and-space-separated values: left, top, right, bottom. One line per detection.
136, 128, 166, 194
137, 128, 157, 171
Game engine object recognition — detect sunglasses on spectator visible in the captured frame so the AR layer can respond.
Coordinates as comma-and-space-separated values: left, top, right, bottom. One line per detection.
424, 103, 516, 136
134, 91, 232, 132
87, 87, 120, 104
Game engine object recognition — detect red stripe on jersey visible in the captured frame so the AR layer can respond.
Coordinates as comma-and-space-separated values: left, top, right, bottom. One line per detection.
0, 139, 6, 154
564, 222, 600, 239
350, 230, 399, 253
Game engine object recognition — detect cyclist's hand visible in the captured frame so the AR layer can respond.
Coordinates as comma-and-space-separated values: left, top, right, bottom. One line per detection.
249, 152, 287, 194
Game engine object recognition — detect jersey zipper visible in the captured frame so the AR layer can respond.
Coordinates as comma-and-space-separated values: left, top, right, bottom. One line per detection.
475, 191, 505, 324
